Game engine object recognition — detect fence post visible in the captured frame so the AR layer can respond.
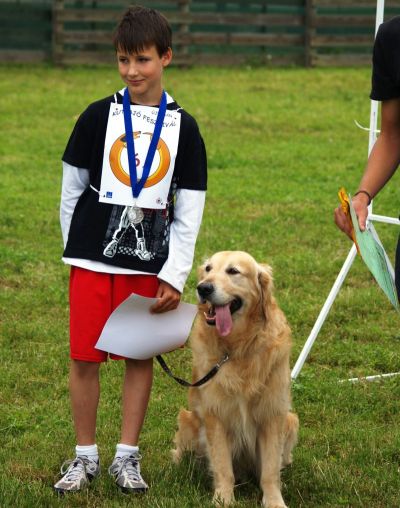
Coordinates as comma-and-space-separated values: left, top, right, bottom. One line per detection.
52, 0, 64, 65
177, 0, 190, 60
304, 0, 315, 67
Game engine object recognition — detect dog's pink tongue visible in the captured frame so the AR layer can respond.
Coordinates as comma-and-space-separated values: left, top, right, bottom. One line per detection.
215, 304, 232, 337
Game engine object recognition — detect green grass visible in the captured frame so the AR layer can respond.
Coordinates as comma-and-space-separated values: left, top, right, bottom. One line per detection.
1, 63, 400, 507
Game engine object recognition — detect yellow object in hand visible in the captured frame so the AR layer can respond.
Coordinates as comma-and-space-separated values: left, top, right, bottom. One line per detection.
338, 187, 360, 254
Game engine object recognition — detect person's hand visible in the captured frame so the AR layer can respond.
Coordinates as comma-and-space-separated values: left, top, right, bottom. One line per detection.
334, 192, 370, 240
150, 280, 181, 313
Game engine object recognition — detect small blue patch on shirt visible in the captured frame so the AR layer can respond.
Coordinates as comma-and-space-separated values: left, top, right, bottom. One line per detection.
106, 191, 113, 198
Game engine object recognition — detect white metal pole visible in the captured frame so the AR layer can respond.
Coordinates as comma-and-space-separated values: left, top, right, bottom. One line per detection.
291, 0, 386, 380
291, 245, 357, 380
369, 214, 400, 226
342, 371, 400, 383
367, 0, 384, 215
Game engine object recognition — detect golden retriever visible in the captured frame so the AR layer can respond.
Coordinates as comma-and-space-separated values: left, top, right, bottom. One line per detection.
172, 251, 298, 508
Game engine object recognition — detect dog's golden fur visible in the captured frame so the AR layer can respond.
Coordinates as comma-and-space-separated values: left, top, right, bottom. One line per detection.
172, 251, 298, 508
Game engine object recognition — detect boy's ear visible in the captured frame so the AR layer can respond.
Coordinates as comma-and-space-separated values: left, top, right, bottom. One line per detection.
162, 47, 173, 67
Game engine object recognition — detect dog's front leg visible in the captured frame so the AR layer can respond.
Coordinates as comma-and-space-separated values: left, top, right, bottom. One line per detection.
259, 415, 287, 508
204, 412, 235, 506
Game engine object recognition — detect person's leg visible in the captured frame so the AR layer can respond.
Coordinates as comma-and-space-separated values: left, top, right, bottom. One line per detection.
69, 267, 111, 444
69, 360, 101, 445
108, 358, 153, 493
120, 358, 153, 445
54, 268, 109, 494
108, 274, 159, 493
54, 357, 101, 494
111, 273, 159, 444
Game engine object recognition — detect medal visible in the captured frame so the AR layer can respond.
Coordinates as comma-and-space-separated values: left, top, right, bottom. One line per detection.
127, 205, 144, 225
123, 87, 167, 200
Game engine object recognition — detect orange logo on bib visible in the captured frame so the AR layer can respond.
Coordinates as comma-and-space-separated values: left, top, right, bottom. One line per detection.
109, 131, 171, 188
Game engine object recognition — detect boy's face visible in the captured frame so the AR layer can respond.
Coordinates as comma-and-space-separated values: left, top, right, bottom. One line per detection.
117, 45, 172, 105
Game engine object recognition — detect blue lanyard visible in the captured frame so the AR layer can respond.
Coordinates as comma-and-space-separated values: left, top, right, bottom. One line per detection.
122, 87, 167, 199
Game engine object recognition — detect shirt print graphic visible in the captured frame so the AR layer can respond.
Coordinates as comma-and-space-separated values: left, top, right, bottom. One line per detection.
102, 182, 176, 262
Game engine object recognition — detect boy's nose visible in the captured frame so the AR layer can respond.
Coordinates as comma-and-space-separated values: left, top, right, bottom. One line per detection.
127, 65, 139, 77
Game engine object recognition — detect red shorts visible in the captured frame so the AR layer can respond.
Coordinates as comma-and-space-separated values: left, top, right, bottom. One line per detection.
69, 267, 159, 362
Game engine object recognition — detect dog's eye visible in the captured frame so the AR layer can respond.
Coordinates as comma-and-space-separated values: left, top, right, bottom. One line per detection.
205, 264, 212, 272
226, 267, 240, 275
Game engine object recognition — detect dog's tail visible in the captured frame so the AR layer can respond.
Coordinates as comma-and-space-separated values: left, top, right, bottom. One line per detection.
282, 412, 299, 467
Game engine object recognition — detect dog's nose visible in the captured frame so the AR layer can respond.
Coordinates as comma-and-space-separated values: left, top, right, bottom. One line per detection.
197, 282, 214, 299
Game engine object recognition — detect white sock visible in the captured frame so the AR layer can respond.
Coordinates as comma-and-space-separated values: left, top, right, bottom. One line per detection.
76, 444, 99, 463
115, 443, 139, 459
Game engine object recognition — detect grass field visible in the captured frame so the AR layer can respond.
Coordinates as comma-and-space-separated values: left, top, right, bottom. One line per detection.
1, 63, 400, 508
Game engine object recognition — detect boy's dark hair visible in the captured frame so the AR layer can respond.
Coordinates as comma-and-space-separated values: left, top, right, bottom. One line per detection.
113, 5, 172, 57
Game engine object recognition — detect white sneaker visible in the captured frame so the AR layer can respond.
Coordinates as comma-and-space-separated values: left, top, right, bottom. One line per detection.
108, 453, 148, 493
54, 456, 100, 494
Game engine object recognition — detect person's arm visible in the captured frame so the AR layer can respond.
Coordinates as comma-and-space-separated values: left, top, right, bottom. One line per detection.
150, 188, 206, 313
334, 97, 400, 238
60, 162, 90, 248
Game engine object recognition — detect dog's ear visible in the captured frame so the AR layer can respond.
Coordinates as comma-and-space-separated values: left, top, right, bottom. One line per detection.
258, 263, 274, 322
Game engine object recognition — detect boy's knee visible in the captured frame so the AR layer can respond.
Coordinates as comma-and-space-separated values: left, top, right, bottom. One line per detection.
125, 358, 153, 367
125, 358, 154, 375
71, 359, 101, 377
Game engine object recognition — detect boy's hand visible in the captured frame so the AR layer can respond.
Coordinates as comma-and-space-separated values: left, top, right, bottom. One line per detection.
150, 280, 181, 313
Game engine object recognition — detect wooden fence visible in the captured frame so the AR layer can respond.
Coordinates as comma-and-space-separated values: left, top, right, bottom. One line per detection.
0, 0, 52, 63
308, 0, 400, 66
1, 0, 400, 66
52, 0, 307, 66
51, 0, 400, 67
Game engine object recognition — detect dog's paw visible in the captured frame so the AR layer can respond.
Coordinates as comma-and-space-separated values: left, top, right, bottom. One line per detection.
213, 488, 235, 506
170, 448, 181, 464
262, 495, 287, 508
281, 452, 293, 468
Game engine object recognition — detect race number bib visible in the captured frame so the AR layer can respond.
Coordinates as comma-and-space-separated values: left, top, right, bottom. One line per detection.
99, 99, 181, 208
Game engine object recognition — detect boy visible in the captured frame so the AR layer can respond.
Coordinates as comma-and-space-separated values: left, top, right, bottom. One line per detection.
334, 16, 400, 298
54, 5, 207, 494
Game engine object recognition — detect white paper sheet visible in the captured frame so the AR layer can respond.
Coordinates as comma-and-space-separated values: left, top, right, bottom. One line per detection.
95, 293, 197, 359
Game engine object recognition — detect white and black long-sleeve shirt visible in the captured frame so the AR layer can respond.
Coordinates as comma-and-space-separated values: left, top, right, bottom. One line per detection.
60, 91, 207, 292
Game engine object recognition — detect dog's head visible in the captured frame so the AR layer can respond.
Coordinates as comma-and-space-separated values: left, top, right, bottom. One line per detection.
197, 251, 274, 337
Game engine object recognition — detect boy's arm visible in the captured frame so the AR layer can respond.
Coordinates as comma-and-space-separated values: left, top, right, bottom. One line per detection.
60, 162, 89, 248
150, 188, 206, 313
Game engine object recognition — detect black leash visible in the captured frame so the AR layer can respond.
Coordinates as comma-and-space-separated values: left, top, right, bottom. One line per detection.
156, 353, 229, 387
